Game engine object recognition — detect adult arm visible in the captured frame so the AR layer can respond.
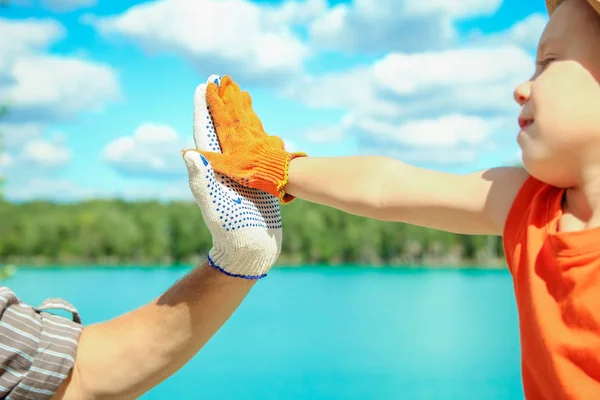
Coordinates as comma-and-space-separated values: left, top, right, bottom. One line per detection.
52, 261, 254, 399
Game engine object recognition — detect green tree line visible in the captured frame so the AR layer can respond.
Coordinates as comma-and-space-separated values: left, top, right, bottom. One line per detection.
0, 105, 7, 200
0, 199, 506, 268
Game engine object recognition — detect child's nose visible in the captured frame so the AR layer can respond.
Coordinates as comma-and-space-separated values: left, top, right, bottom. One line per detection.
513, 81, 531, 106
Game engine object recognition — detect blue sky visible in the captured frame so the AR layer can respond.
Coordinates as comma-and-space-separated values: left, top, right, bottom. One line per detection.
0, 0, 548, 201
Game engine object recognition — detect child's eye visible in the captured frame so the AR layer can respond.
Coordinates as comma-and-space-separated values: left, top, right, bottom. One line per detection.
536, 57, 556, 69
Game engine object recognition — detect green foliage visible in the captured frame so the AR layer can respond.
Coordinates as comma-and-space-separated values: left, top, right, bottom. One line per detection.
0, 105, 7, 200
0, 199, 507, 267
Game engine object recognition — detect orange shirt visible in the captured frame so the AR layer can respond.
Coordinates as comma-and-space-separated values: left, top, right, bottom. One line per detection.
504, 176, 600, 399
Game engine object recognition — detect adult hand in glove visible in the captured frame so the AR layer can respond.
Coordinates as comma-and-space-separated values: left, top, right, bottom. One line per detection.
182, 75, 282, 279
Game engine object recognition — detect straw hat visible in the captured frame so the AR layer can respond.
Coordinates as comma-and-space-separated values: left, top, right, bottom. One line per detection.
546, 0, 600, 15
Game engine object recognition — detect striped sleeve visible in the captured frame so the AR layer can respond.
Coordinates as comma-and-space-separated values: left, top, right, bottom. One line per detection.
0, 287, 82, 400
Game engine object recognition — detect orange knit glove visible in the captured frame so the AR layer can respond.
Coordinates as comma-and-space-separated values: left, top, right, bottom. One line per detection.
189, 76, 307, 204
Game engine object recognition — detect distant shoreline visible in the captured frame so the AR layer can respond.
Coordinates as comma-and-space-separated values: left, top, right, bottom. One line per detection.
0, 200, 508, 272
1, 259, 508, 270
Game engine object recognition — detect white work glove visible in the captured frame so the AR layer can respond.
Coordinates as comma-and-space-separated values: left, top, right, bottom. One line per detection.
182, 75, 282, 279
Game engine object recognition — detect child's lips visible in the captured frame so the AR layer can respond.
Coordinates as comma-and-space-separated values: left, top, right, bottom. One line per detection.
518, 117, 534, 130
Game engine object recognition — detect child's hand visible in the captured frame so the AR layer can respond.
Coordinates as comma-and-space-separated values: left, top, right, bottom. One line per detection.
185, 76, 307, 204
182, 75, 282, 279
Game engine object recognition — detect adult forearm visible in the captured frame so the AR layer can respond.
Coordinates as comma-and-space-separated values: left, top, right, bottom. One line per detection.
53, 262, 255, 400
285, 156, 392, 219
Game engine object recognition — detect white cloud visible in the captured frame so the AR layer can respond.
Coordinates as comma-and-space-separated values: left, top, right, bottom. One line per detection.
301, 115, 357, 145
1, 0, 537, 198
3, 136, 71, 174
2, 135, 73, 201
86, 0, 310, 85
104, 123, 190, 178
10, 0, 96, 12
0, 153, 12, 177
505, 13, 547, 49
0, 17, 120, 123
19, 138, 71, 169
345, 113, 510, 168
287, 45, 532, 116
373, 147, 481, 165
0, 18, 64, 73
0, 123, 43, 149
284, 44, 532, 165
403, 0, 503, 18
468, 13, 547, 50
5, 55, 119, 122
282, 67, 392, 115
115, 181, 195, 201
3, 176, 195, 202
5, 177, 97, 202
304, 125, 346, 144
372, 46, 531, 96
309, 0, 503, 53
282, 139, 298, 152
264, 0, 327, 26
353, 114, 494, 148
0, 17, 120, 200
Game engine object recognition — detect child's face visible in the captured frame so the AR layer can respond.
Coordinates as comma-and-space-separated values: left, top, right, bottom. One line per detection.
514, 0, 600, 188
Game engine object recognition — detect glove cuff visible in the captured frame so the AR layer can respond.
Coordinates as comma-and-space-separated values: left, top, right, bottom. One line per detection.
253, 148, 307, 204
207, 237, 279, 280
207, 253, 267, 280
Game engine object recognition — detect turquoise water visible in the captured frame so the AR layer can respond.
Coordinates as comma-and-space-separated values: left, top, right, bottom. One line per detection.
3, 266, 524, 399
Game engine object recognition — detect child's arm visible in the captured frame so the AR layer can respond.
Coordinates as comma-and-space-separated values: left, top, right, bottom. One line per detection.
285, 156, 529, 235
200, 76, 528, 236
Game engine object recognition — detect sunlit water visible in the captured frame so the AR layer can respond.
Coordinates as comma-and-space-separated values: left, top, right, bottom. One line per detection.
4, 266, 524, 399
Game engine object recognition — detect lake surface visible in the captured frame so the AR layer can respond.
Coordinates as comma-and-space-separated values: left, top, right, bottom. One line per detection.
3, 266, 524, 399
